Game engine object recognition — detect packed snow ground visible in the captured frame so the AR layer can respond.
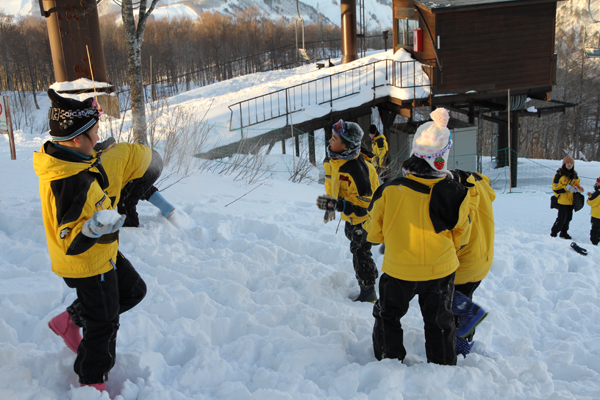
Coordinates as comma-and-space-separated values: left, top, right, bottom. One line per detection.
2, 126, 600, 399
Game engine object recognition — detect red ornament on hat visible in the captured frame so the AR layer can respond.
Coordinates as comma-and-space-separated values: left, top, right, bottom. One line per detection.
433, 157, 445, 170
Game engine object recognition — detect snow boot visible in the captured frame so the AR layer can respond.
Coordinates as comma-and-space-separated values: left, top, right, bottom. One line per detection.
456, 337, 474, 358
148, 191, 175, 219
452, 291, 488, 338
82, 382, 106, 392
354, 284, 377, 303
560, 232, 572, 240
48, 311, 81, 353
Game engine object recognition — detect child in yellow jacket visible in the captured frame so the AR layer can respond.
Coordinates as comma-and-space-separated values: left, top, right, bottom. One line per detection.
35, 90, 147, 392
317, 120, 380, 302
94, 138, 175, 227
364, 108, 473, 366
586, 177, 600, 245
551, 155, 583, 239
368, 124, 389, 178
450, 169, 495, 357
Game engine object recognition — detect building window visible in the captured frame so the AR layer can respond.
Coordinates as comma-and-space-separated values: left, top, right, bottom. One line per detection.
394, 7, 419, 48
396, 17, 419, 47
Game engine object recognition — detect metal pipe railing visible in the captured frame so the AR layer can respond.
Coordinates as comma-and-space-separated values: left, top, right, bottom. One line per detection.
228, 58, 437, 131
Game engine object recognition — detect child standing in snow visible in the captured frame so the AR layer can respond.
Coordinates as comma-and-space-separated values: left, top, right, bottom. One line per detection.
368, 124, 389, 179
449, 169, 495, 357
316, 120, 380, 302
586, 178, 600, 245
364, 108, 472, 365
551, 155, 583, 239
33, 89, 147, 392
95, 137, 175, 227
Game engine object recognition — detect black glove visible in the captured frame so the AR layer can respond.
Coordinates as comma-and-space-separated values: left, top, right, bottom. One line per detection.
317, 195, 341, 211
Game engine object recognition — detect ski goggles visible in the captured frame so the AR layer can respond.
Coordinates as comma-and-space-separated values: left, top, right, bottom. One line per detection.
332, 119, 360, 146
333, 119, 345, 136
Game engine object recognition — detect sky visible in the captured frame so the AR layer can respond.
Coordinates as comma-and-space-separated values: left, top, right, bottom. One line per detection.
2, 51, 600, 400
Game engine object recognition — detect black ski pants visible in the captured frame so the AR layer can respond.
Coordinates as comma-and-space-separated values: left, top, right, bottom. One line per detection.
64, 252, 146, 384
551, 204, 573, 236
591, 217, 600, 245
372, 272, 457, 365
344, 221, 378, 286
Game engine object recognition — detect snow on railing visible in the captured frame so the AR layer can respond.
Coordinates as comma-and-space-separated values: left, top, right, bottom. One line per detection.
228, 58, 434, 131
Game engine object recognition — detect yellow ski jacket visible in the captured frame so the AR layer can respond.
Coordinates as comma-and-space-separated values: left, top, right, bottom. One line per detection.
587, 189, 600, 219
94, 141, 152, 206
452, 171, 496, 285
33, 142, 118, 278
371, 133, 388, 168
365, 174, 471, 282
552, 169, 581, 206
324, 153, 380, 225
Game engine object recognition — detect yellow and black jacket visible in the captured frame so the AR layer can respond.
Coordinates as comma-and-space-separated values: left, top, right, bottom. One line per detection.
451, 171, 496, 285
324, 152, 380, 225
552, 169, 581, 206
371, 133, 388, 168
94, 141, 152, 206
364, 174, 471, 282
587, 189, 600, 219
33, 142, 119, 278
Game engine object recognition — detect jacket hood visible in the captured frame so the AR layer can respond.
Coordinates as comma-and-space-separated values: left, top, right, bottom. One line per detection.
33, 142, 95, 184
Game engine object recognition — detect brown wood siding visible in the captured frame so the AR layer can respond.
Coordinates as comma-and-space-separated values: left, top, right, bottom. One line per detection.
393, 1, 437, 67
435, 3, 557, 93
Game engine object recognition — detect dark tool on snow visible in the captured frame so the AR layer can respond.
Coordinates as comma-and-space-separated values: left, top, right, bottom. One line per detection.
570, 242, 588, 256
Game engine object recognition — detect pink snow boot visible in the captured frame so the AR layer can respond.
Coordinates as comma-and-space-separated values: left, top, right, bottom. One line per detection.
48, 311, 82, 353
82, 382, 106, 392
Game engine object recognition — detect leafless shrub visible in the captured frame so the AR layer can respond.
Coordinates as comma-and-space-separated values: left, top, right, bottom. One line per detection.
206, 139, 274, 185
156, 103, 214, 175
147, 95, 170, 149
286, 150, 318, 184
5, 92, 47, 134
99, 91, 132, 143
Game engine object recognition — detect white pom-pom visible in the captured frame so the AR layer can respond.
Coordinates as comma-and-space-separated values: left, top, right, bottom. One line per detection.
430, 108, 449, 129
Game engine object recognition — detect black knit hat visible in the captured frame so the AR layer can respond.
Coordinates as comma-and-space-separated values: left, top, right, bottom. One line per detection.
47, 89, 99, 142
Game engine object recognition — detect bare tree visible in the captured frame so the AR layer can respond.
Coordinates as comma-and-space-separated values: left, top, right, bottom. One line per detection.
117, 0, 159, 145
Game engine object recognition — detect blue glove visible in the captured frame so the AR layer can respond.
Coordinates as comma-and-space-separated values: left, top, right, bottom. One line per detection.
82, 211, 126, 238
148, 191, 175, 219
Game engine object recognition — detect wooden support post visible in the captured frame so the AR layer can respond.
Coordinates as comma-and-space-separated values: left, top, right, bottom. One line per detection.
496, 118, 509, 169
308, 130, 316, 166
510, 110, 519, 188
295, 132, 300, 157
325, 126, 332, 154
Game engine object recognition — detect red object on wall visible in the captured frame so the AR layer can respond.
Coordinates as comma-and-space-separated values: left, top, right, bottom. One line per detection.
413, 28, 423, 52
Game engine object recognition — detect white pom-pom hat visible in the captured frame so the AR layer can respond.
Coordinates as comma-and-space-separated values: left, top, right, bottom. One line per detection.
411, 108, 452, 172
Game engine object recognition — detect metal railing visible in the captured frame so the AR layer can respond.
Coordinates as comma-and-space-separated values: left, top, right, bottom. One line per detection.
228, 58, 436, 131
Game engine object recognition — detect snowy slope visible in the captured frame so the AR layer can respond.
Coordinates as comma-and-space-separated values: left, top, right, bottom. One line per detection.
2, 120, 600, 399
